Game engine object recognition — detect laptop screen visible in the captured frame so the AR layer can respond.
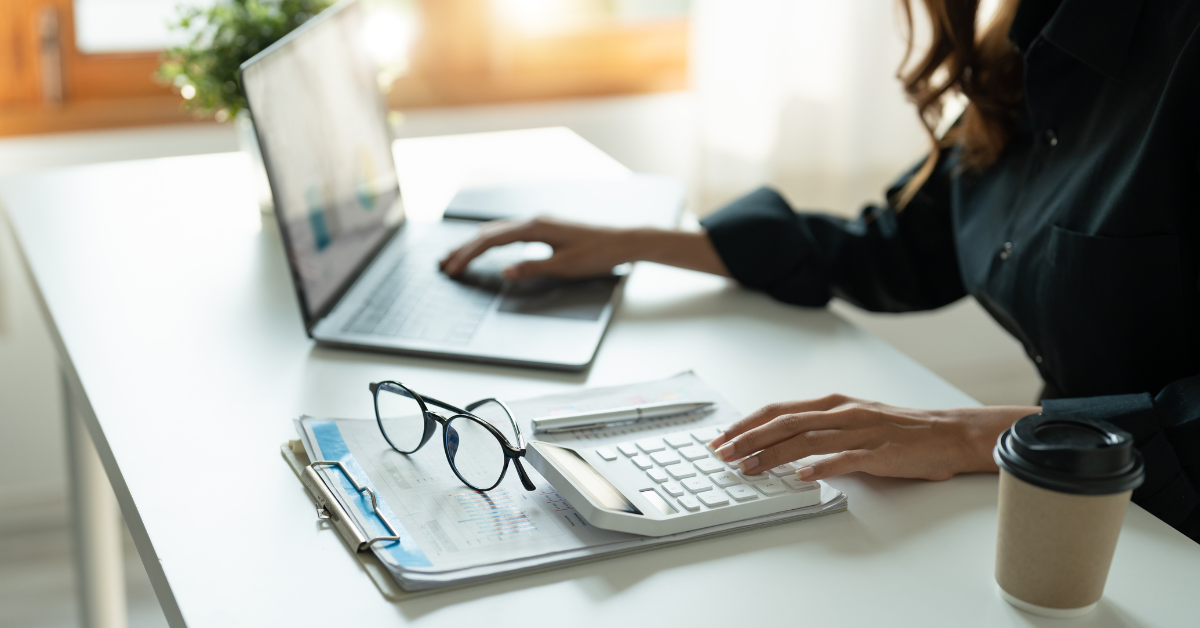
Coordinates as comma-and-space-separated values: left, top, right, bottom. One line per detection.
241, 0, 403, 327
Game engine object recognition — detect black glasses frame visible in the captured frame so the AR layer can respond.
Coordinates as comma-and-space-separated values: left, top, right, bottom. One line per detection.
369, 381, 536, 492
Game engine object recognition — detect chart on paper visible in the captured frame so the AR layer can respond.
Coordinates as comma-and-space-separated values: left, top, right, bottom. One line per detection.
449, 489, 539, 540
298, 371, 756, 573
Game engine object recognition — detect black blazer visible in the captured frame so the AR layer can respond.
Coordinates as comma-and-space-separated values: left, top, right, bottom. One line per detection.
702, 0, 1200, 542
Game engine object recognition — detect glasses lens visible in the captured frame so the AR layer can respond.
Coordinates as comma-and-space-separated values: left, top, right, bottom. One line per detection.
375, 383, 426, 453
445, 415, 506, 489
469, 399, 519, 446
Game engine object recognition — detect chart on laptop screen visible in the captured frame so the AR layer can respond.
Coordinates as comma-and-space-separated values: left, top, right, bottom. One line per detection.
242, 2, 401, 317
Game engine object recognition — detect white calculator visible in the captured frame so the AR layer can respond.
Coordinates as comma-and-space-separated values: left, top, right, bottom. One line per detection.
526, 425, 822, 536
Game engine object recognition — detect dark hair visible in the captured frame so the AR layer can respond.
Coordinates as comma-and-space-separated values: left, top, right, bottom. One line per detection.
894, 0, 1024, 208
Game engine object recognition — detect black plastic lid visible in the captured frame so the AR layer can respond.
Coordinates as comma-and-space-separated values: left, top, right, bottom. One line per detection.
993, 413, 1144, 495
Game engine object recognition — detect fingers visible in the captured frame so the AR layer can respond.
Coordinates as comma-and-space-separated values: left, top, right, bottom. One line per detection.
504, 258, 559, 280
795, 450, 870, 482
720, 403, 879, 461
709, 393, 850, 450
440, 220, 541, 276
735, 427, 868, 475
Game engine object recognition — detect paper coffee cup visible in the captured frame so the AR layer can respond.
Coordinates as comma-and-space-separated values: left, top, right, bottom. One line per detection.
993, 414, 1144, 618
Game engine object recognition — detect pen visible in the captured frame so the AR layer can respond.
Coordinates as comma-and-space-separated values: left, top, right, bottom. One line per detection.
531, 401, 716, 434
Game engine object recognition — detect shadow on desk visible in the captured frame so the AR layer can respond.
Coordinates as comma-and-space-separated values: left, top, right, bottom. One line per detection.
1003, 599, 1148, 628
389, 473, 1007, 621
615, 280, 845, 335
307, 344, 590, 383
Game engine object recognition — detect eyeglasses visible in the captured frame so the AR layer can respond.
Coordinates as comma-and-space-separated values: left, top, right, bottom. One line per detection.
369, 381, 536, 492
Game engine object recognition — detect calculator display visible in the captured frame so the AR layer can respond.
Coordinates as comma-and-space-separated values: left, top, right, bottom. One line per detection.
537, 443, 642, 515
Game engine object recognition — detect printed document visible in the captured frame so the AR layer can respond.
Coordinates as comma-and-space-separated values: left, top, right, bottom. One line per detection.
295, 372, 848, 590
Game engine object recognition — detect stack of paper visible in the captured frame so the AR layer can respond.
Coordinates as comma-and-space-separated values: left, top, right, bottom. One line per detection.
289, 372, 848, 591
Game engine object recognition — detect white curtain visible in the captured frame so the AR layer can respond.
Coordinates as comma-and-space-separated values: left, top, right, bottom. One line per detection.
689, 0, 934, 218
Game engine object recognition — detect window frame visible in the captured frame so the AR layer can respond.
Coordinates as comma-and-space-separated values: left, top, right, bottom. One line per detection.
0, 0, 689, 137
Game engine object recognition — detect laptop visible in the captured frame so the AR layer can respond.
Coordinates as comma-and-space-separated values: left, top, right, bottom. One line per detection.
240, 0, 682, 371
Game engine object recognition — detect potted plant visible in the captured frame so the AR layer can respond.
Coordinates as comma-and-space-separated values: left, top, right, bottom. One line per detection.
158, 0, 334, 212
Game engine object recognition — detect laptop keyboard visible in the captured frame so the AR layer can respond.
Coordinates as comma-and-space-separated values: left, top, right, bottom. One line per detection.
341, 249, 497, 344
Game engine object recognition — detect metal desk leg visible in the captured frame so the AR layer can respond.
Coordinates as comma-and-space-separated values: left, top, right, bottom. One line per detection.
65, 372, 128, 628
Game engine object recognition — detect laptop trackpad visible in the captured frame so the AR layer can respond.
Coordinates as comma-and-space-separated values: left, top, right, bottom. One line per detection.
498, 276, 619, 321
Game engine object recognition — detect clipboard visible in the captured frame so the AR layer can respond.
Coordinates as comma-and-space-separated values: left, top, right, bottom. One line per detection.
280, 373, 850, 595
281, 440, 409, 600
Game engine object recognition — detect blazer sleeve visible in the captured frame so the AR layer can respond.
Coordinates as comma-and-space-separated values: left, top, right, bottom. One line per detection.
700, 148, 967, 312
1042, 378, 1200, 542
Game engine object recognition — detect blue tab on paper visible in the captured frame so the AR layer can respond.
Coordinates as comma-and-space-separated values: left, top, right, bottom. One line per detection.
309, 420, 432, 568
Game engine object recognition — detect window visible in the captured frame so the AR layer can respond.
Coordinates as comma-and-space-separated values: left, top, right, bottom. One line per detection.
74, 0, 215, 53
391, 0, 689, 108
0, 0, 689, 137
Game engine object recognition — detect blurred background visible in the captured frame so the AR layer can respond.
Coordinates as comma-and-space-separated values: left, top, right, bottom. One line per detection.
0, 1, 1037, 626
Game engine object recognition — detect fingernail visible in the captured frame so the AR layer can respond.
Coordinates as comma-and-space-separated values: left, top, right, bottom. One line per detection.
797, 466, 814, 479
715, 442, 736, 461
739, 456, 759, 474
706, 436, 725, 451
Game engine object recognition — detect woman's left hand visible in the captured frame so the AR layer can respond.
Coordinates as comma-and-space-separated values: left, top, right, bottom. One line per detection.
707, 394, 1040, 482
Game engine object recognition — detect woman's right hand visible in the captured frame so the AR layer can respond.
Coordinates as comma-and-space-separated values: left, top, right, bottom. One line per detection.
440, 216, 732, 280
439, 217, 631, 281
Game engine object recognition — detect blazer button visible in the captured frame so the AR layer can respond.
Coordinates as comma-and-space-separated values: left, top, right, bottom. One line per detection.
1043, 129, 1059, 147
1034, 355, 1044, 364
998, 241, 1013, 260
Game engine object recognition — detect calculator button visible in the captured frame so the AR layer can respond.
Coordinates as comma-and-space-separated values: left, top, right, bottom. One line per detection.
677, 494, 701, 512
698, 491, 730, 507
769, 463, 796, 476
781, 475, 819, 491
651, 450, 681, 466
709, 471, 739, 488
647, 468, 669, 483
596, 447, 618, 461
667, 464, 697, 480
738, 470, 770, 482
631, 455, 653, 470
726, 485, 758, 502
637, 438, 666, 453
682, 477, 712, 493
677, 445, 709, 461
665, 433, 693, 448
756, 480, 787, 496
691, 427, 721, 444
662, 481, 684, 497
694, 459, 724, 474
618, 443, 639, 457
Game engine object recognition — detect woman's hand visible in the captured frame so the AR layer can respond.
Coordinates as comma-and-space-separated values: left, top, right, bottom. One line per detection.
440, 217, 630, 280
440, 216, 731, 280
707, 394, 1040, 482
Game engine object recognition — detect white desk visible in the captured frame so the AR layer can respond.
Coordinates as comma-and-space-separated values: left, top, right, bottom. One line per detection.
3, 128, 1197, 627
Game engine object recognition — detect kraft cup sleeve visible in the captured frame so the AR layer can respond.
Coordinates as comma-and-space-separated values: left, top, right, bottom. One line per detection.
995, 470, 1131, 610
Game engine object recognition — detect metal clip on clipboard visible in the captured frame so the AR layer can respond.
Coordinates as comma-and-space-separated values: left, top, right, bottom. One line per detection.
300, 460, 402, 553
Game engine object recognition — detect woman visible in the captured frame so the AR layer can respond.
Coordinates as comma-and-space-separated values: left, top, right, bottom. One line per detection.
441, 0, 1200, 542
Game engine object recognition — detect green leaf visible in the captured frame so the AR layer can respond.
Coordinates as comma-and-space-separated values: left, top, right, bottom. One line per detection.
156, 0, 334, 118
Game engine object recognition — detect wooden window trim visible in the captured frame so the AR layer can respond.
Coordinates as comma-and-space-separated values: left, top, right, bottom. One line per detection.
391, 16, 689, 108
0, 0, 196, 136
1, 0, 689, 137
